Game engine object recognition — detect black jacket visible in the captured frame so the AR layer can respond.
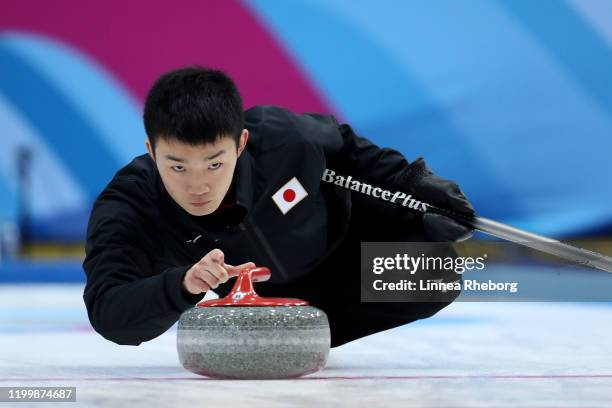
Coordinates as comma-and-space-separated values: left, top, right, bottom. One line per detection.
83, 105, 416, 345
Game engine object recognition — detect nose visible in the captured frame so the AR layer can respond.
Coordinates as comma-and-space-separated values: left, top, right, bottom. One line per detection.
187, 181, 211, 196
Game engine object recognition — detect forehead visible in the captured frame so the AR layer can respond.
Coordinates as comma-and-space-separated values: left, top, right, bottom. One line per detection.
155, 137, 235, 156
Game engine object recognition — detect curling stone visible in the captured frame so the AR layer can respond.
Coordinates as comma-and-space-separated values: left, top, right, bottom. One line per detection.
177, 266, 330, 379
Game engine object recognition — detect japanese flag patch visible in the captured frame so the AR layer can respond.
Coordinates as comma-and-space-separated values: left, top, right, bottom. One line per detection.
271, 177, 308, 214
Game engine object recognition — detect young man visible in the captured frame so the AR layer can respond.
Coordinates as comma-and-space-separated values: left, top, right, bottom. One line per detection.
83, 66, 474, 346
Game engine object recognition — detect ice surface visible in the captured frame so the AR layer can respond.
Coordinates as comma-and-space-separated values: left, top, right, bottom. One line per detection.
1, 278, 611, 407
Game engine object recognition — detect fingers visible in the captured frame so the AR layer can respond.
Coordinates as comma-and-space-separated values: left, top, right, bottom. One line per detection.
208, 248, 225, 265
423, 212, 474, 242
420, 176, 475, 217
187, 249, 256, 292
185, 249, 225, 291
204, 260, 229, 283
182, 268, 212, 295
184, 274, 212, 294
225, 262, 256, 278
406, 158, 475, 217
196, 249, 228, 284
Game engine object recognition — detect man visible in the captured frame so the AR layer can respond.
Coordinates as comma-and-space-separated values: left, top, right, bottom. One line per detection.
83, 66, 474, 346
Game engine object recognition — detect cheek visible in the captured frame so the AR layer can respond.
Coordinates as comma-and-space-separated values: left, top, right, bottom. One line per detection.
221, 165, 236, 185
160, 171, 184, 195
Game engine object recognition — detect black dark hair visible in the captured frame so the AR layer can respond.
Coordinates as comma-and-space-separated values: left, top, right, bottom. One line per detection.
143, 66, 244, 153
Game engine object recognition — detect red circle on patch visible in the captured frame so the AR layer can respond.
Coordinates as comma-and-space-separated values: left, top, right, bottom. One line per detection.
283, 189, 296, 202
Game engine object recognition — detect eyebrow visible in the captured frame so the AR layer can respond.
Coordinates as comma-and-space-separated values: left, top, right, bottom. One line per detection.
164, 149, 227, 163
205, 149, 226, 161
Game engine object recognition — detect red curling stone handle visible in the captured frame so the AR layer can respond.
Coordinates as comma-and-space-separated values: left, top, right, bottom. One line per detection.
250, 267, 271, 282
196, 266, 309, 307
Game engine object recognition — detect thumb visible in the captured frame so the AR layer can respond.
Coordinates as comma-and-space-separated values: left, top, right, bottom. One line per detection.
225, 262, 256, 278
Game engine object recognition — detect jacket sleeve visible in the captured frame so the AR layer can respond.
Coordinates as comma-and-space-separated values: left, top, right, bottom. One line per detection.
83, 199, 203, 346
332, 121, 411, 189
297, 111, 412, 191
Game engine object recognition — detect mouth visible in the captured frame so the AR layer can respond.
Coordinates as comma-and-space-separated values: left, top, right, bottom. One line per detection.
190, 200, 212, 207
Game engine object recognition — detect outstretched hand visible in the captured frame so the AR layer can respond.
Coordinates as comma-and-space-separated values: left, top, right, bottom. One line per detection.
182, 249, 256, 295
404, 158, 475, 242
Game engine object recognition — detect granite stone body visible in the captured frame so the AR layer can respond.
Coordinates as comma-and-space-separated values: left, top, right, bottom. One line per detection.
177, 305, 330, 379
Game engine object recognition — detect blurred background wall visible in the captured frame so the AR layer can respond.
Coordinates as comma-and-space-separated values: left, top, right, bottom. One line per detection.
1, 0, 611, 278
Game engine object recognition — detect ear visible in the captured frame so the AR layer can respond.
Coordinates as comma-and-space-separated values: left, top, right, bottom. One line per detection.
237, 129, 249, 156
145, 139, 155, 162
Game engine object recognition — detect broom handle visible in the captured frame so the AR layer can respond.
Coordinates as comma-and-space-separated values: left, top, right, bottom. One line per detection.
427, 205, 612, 273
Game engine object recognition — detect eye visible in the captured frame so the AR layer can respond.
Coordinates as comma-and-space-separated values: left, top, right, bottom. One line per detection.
209, 162, 223, 170
171, 165, 185, 172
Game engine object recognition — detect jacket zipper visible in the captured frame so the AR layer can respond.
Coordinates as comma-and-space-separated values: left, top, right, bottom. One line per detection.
239, 218, 289, 280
